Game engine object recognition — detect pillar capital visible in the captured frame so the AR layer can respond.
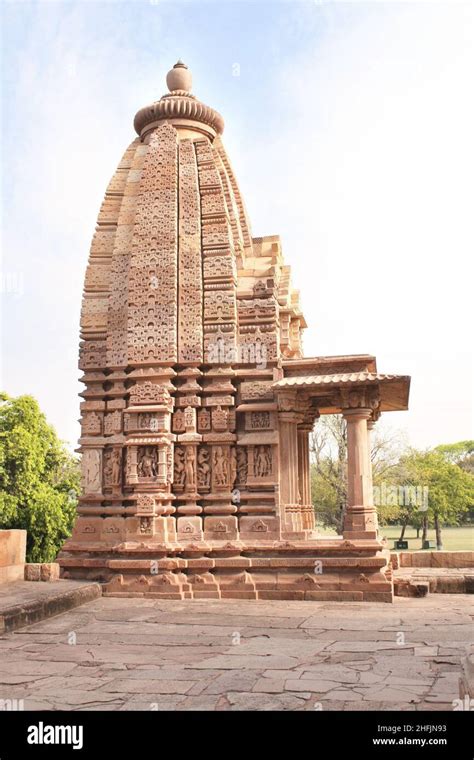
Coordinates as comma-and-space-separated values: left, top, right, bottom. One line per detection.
276, 389, 298, 413
342, 407, 372, 422
278, 410, 303, 425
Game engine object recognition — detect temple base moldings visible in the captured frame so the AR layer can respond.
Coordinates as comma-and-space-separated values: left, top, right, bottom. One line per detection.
59, 537, 393, 603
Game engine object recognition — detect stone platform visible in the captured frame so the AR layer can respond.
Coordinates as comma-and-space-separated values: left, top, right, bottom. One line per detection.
0, 594, 471, 710
59, 537, 394, 602
0, 580, 101, 633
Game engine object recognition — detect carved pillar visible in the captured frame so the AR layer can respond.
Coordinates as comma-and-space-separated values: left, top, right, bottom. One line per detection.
297, 427, 313, 530
172, 372, 203, 541
199, 368, 238, 540
342, 407, 377, 540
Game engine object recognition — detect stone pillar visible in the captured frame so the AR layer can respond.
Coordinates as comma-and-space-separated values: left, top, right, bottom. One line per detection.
342, 407, 378, 540
277, 391, 302, 533
297, 427, 314, 530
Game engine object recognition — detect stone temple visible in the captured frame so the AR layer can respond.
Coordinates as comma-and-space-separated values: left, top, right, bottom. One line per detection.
58, 61, 410, 602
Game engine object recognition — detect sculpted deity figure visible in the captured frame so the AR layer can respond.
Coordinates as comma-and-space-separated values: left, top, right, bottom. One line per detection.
197, 447, 211, 488
184, 447, 196, 489
255, 446, 272, 478
173, 447, 185, 485
103, 451, 113, 486
236, 448, 248, 484
213, 446, 228, 486
83, 449, 101, 492
138, 447, 156, 478
229, 447, 237, 486
111, 448, 122, 486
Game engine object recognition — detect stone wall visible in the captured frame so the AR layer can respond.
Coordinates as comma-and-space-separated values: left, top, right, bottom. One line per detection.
0, 530, 26, 584
392, 551, 474, 569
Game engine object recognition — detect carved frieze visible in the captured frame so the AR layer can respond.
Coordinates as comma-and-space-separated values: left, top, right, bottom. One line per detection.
129, 382, 172, 408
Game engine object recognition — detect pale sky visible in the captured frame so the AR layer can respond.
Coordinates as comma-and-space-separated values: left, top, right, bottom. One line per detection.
1, 0, 473, 451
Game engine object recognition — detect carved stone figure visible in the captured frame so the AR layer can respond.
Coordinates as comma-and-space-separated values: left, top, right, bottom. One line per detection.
111, 448, 122, 486
213, 446, 228, 486
184, 447, 196, 489
236, 448, 248, 485
173, 446, 185, 486
197, 447, 211, 488
138, 447, 157, 478
103, 450, 113, 486
82, 449, 101, 493
229, 447, 237, 486
254, 445, 272, 477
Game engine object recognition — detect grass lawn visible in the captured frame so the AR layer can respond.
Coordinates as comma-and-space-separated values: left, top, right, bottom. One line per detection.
379, 525, 474, 551
316, 524, 474, 551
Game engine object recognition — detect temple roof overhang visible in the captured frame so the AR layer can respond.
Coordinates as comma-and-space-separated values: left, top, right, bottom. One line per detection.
281, 354, 378, 374
274, 366, 410, 414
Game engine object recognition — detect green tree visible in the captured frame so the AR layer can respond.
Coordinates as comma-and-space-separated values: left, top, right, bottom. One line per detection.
399, 449, 474, 549
435, 440, 474, 474
0, 393, 79, 562
310, 416, 347, 532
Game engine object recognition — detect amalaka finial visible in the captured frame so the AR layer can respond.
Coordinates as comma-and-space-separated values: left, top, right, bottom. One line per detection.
166, 60, 192, 93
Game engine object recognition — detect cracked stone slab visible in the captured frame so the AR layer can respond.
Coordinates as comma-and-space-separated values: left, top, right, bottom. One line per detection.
0, 594, 471, 711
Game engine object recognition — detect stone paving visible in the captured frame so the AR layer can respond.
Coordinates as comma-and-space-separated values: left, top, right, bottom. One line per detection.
0, 595, 472, 711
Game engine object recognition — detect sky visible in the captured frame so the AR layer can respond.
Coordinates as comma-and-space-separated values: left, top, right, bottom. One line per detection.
1, 0, 473, 451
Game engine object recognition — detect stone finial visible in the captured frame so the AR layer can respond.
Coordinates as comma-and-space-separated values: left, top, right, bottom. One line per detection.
166, 60, 192, 93
134, 59, 224, 137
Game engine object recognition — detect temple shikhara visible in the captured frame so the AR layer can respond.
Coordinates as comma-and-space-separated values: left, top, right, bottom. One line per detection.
58, 62, 410, 602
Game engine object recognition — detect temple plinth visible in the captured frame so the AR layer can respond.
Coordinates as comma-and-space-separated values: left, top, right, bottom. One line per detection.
58, 61, 410, 602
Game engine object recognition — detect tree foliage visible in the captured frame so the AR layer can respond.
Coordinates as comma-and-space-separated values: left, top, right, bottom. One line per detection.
398, 448, 474, 547
435, 440, 474, 474
0, 393, 79, 562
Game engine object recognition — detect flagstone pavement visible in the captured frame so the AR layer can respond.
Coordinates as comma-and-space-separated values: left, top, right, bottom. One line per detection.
0, 594, 472, 711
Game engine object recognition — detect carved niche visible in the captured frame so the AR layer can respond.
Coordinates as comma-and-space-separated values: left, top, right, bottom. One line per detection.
103, 448, 122, 488
129, 382, 172, 408
212, 405, 228, 431
104, 410, 121, 435
82, 412, 102, 436
197, 408, 211, 432
248, 411, 271, 430
81, 449, 102, 495
173, 409, 185, 433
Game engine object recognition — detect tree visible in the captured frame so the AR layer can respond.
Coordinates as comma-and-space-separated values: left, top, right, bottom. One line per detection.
399, 449, 474, 549
0, 393, 79, 562
310, 416, 347, 532
435, 440, 474, 475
